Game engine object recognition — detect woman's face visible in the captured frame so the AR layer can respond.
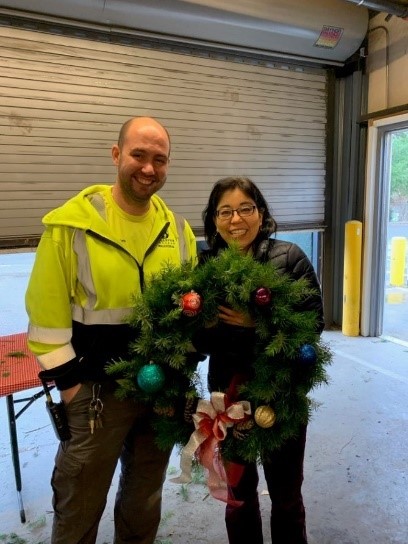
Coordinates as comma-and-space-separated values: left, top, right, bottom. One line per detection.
214, 188, 263, 252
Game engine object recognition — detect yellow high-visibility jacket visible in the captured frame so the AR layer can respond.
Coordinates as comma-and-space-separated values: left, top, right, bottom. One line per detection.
25, 185, 197, 389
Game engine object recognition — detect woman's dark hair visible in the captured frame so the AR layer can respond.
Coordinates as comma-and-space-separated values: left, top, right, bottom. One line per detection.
202, 176, 277, 251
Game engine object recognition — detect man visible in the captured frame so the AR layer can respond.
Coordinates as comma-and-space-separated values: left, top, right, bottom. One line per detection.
25, 117, 197, 543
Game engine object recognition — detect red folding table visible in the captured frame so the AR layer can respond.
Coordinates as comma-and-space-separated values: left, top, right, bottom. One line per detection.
0, 332, 45, 523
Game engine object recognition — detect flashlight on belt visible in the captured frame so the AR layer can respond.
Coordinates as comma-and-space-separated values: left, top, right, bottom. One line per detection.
40, 379, 72, 442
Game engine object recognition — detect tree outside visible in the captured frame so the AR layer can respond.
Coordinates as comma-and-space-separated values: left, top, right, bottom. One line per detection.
389, 129, 408, 222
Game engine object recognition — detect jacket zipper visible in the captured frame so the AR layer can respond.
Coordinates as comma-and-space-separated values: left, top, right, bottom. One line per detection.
86, 221, 170, 292
137, 222, 170, 291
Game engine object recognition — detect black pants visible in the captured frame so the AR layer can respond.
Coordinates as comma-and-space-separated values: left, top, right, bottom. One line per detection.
225, 425, 308, 544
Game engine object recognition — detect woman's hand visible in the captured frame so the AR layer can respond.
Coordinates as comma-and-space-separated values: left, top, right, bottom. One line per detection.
218, 305, 255, 328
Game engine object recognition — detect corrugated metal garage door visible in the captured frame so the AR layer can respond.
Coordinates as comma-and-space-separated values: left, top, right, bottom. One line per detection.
0, 21, 327, 246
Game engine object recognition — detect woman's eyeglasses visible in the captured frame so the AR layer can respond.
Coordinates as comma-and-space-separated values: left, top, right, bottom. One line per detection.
215, 205, 256, 220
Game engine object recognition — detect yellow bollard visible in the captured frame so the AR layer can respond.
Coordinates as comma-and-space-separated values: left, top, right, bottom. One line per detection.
342, 220, 363, 337
389, 237, 407, 287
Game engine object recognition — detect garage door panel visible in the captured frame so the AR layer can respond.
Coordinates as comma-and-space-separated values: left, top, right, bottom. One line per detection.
0, 23, 327, 243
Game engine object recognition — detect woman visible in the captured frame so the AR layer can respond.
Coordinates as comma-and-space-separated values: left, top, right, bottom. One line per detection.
193, 176, 324, 544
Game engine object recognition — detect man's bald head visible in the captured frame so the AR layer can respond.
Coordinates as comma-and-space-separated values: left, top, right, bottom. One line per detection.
117, 117, 171, 156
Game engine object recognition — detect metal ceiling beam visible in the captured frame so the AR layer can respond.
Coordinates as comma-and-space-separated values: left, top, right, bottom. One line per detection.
344, 0, 408, 18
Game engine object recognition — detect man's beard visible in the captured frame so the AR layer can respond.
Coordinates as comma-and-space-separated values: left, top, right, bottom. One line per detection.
121, 173, 166, 204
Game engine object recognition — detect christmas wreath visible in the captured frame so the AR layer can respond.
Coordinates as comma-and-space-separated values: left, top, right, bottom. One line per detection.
107, 245, 331, 466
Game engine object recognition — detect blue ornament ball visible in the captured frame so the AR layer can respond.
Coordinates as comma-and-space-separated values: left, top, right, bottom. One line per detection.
137, 363, 165, 393
298, 344, 317, 366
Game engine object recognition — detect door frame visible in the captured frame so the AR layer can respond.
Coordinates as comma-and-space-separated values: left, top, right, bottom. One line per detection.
361, 112, 408, 336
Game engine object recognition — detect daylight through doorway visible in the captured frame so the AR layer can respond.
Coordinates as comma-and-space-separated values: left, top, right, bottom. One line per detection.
382, 129, 408, 344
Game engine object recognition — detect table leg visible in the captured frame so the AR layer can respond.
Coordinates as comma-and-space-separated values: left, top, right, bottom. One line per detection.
6, 394, 26, 523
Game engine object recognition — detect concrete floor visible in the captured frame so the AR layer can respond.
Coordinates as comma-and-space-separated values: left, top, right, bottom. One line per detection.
1, 252, 407, 543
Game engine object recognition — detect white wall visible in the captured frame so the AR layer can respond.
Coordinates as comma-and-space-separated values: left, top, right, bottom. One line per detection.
367, 13, 408, 113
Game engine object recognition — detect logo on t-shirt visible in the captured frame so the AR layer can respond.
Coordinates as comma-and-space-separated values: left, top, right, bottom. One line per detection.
158, 233, 176, 249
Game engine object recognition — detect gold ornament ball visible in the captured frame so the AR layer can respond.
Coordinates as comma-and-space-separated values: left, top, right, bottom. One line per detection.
254, 405, 276, 428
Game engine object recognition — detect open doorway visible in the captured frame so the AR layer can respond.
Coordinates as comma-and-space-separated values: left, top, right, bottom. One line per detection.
383, 129, 408, 343
361, 114, 408, 343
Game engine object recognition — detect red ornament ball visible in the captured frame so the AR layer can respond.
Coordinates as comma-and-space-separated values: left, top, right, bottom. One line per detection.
180, 290, 203, 317
253, 287, 272, 306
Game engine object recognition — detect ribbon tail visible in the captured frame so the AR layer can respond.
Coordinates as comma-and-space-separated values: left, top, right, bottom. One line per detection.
198, 441, 244, 506
211, 450, 245, 507
170, 429, 207, 484
224, 459, 246, 488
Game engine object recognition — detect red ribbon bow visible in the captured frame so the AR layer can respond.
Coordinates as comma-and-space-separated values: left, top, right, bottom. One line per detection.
171, 392, 251, 504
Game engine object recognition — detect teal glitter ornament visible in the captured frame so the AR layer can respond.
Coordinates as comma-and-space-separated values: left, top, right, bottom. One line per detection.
137, 362, 165, 393
298, 344, 317, 366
